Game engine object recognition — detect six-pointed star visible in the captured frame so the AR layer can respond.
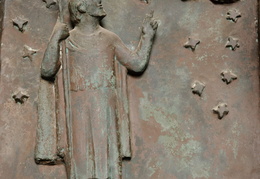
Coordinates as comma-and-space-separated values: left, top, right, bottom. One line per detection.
221, 70, 237, 84
43, 0, 57, 8
227, 9, 241, 23
12, 90, 29, 104
23, 45, 38, 61
225, 37, 239, 51
191, 81, 205, 96
213, 103, 229, 119
12, 17, 28, 32
184, 38, 200, 51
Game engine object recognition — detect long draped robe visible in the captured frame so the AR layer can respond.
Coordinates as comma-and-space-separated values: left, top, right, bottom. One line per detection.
35, 28, 132, 179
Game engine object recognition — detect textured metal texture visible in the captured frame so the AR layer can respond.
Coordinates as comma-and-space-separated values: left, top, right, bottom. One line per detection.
0, 0, 259, 178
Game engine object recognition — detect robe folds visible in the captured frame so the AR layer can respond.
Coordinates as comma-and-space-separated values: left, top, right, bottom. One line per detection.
35, 36, 132, 178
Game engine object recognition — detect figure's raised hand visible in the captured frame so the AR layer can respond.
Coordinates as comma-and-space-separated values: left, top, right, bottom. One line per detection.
53, 21, 70, 42
142, 10, 158, 36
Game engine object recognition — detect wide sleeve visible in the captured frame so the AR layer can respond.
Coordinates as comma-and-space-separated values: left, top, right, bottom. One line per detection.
115, 60, 132, 159
35, 79, 58, 164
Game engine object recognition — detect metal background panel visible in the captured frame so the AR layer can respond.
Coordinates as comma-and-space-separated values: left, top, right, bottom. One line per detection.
0, 0, 259, 178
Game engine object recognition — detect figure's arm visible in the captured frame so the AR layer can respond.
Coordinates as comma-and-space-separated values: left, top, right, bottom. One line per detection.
114, 11, 158, 72
41, 22, 69, 81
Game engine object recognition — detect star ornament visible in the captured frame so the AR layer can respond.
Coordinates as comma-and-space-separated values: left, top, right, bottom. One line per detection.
221, 70, 237, 84
227, 9, 241, 23
213, 102, 229, 119
191, 81, 205, 96
225, 37, 239, 51
12, 17, 28, 32
184, 37, 200, 51
23, 45, 38, 61
43, 0, 57, 8
12, 90, 29, 104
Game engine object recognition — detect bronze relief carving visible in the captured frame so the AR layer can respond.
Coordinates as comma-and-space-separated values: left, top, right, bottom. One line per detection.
22, 45, 38, 61
0, 0, 259, 178
184, 37, 200, 51
191, 81, 205, 97
221, 70, 237, 85
42, 0, 57, 8
12, 17, 28, 32
35, 0, 158, 178
226, 9, 241, 23
12, 89, 29, 104
213, 102, 229, 119
225, 37, 240, 51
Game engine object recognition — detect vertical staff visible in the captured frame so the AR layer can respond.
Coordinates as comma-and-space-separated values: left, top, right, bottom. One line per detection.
56, 0, 74, 176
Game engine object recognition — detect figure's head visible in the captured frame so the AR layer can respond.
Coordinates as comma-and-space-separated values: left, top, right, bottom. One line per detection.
69, 0, 106, 25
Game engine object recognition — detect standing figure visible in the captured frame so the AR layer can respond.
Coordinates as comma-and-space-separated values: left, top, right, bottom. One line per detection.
36, 0, 158, 178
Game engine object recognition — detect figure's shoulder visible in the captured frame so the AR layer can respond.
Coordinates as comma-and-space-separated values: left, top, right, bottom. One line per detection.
68, 28, 79, 39
99, 27, 121, 42
67, 27, 122, 47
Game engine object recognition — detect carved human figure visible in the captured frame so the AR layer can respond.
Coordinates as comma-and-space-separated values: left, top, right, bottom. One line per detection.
38, 0, 158, 178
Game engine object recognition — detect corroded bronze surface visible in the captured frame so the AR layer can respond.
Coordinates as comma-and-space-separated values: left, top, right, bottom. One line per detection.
0, 0, 259, 179
35, 0, 158, 178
